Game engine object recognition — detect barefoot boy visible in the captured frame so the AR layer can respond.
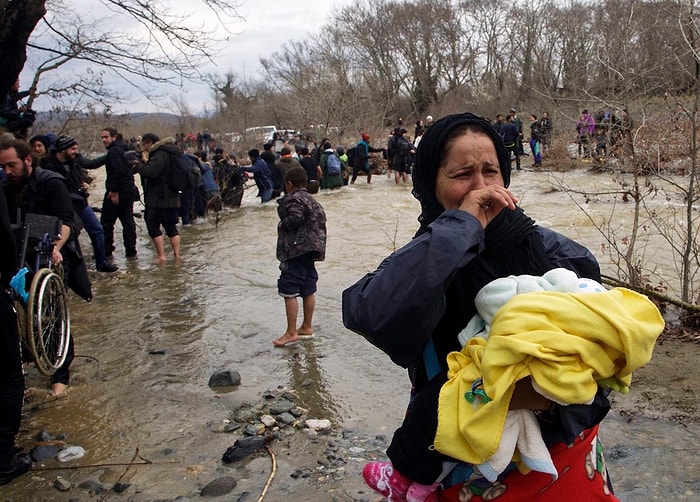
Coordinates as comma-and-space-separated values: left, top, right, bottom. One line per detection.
272, 168, 327, 347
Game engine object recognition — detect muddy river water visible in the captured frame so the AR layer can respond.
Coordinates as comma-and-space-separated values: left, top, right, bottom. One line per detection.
5, 167, 699, 501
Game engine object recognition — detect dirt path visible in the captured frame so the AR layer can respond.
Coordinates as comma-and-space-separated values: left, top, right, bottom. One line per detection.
609, 337, 699, 424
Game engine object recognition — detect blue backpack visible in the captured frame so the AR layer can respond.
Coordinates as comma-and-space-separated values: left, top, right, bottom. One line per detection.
327, 153, 342, 175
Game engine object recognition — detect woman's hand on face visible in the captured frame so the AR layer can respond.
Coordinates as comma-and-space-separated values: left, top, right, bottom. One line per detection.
459, 185, 518, 228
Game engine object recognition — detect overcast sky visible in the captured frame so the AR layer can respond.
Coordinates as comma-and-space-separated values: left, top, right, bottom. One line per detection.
161, 0, 349, 115
22, 0, 351, 115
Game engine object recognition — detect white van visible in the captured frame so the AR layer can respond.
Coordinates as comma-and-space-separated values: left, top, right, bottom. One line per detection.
244, 125, 277, 143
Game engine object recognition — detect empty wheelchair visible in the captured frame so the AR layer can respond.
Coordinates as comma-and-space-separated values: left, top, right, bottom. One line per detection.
11, 213, 71, 376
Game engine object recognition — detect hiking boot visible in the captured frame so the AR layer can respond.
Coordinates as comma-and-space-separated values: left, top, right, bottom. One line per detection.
97, 263, 118, 273
362, 461, 411, 502
0, 453, 32, 486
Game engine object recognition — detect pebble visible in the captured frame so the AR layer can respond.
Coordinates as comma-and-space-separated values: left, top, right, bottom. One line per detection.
78, 480, 106, 494
243, 424, 263, 436
277, 412, 296, 425
53, 476, 71, 491
113, 482, 131, 493
269, 399, 295, 415
35, 430, 52, 442
57, 446, 86, 462
305, 419, 332, 431
260, 415, 276, 427
200, 476, 237, 496
290, 406, 308, 417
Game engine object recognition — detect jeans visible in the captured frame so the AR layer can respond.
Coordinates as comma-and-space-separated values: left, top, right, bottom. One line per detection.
100, 194, 137, 256
260, 188, 274, 203
81, 205, 107, 266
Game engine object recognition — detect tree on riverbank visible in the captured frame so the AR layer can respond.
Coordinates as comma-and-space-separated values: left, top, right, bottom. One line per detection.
0, 0, 243, 117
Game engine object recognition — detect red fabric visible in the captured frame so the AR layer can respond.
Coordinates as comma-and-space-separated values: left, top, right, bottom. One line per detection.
438, 425, 618, 501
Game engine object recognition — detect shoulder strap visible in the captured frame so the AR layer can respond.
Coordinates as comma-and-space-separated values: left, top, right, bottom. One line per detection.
422, 336, 441, 380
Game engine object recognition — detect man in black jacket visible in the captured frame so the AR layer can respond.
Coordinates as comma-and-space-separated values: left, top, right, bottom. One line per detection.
43, 135, 117, 272
1, 135, 92, 396
100, 127, 138, 258
0, 181, 31, 485
137, 133, 182, 262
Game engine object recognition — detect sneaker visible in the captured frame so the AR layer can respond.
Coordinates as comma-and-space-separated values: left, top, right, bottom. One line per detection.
97, 263, 119, 273
362, 461, 411, 502
407, 481, 440, 502
0, 453, 32, 486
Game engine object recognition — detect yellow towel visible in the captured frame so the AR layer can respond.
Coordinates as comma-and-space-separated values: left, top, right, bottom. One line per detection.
435, 288, 664, 464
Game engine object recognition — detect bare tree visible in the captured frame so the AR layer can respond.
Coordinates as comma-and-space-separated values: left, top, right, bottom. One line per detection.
1, 0, 243, 117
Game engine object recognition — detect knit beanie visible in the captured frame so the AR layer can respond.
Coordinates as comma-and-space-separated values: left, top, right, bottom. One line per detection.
55, 135, 77, 152
29, 134, 50, 150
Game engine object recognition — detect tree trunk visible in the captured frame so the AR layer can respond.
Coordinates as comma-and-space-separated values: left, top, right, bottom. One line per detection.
0, 0, 46, 98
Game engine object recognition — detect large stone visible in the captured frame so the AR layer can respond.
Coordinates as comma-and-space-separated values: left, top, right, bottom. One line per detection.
208, 370, 241, 387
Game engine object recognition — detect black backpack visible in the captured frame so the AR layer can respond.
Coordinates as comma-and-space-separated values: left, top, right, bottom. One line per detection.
352, 144, 366, 169
398, 137, 410, 157
165, 152, 199, 193
346, 146, 356, 167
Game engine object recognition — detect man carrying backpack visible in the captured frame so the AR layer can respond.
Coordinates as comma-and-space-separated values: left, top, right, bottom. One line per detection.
136, 133, 182, 262
319, 141, 343, 190
392, 128, 414, 184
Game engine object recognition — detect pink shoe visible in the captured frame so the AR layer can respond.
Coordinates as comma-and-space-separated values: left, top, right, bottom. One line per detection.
406, 481, 440, 502
362, 461, 411, 501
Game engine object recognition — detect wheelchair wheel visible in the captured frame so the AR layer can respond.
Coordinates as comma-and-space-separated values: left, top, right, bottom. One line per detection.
12, 300, 33, 363
26, 268, 70, 376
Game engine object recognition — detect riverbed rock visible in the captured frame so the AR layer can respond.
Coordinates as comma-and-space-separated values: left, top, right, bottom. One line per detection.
53, 476, 71, 491
221, 436, 268, 463
269, 399, 295, 415
305, 419, 332, 432
113, 482, 131, 493
78, 479, 107, 494
260, 415, 276, 427
35, 430, 52, 442
201, 476, 237, 496
243, 424, 263, 436
30, 444, 60, 462
289, 406, 308, 417
277, 412, 296, 425
208, 370, 241, 387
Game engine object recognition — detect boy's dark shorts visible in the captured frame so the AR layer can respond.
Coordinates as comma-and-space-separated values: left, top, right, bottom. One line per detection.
145, 207, 179, 238
278, 255, 318, 298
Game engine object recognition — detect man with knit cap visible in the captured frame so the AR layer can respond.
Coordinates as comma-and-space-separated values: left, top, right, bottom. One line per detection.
43, 135, 117, 272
